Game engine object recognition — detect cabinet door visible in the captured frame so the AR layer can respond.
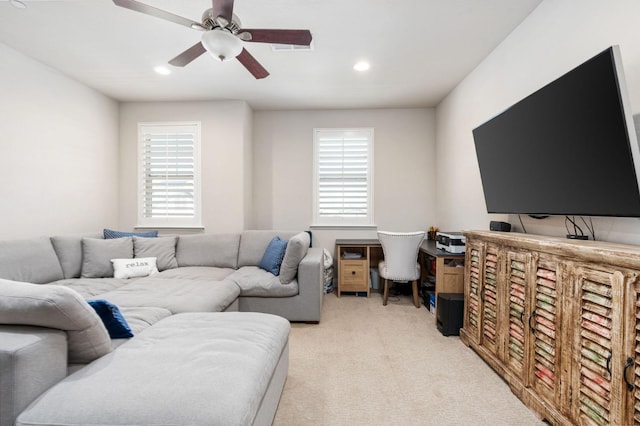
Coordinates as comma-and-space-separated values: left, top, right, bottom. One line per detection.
505, 251, 532, 381
571, 266, 631, 426
438, 258, 465, 294
528, 256, 564, 410
629, 271, 640, 425
481, 244, 501, 356
464, 242, 484, 344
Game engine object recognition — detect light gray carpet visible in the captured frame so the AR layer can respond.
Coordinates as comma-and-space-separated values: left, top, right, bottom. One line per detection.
273, 292, 545, 426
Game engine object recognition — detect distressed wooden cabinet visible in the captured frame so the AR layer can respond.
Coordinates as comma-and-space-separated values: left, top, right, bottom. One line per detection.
460, 231, 640, 425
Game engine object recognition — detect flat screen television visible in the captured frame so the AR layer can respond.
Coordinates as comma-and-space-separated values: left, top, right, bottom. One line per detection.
473, 46, 640, 217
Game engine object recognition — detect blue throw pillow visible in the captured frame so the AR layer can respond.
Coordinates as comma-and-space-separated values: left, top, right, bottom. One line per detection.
104, 228, 158, 239
88, 299, 133, 339
259, 236, 288, 276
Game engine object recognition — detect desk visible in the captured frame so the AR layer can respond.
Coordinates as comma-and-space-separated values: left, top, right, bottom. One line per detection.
335, 239, 465, 300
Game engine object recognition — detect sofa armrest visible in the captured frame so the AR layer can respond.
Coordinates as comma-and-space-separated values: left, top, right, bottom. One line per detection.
296, 247, 324, 322
0, 325, 68, 426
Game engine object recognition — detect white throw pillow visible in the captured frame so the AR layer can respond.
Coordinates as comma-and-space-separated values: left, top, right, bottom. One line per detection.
111, 257, 159, 279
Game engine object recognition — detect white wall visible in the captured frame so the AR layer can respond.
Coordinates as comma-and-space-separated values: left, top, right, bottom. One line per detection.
253, 108, 435, 253
118, 100, 252, 233
0, 43, 119, 239
435, 0, 640, 245
242, 102, 254, 230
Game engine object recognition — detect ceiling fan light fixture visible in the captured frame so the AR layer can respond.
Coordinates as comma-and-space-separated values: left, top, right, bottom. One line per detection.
190, 22, 207, 31
201, 28, 243, 62
215, 16, 229, 28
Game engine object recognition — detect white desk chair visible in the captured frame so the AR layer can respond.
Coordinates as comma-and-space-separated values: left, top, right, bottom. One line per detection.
377, 231, 425, 307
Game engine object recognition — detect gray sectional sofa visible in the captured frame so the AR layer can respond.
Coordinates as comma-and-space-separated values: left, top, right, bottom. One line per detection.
0, 229, 323, 426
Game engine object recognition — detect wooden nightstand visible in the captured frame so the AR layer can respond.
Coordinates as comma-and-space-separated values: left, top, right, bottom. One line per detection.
335, 239, 383, 297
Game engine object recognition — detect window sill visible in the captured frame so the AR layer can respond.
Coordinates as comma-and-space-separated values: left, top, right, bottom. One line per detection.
135, 225, 205, 231
309, 224, 378, 230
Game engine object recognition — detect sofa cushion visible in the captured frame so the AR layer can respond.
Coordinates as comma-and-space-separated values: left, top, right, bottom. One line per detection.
259, 236, 288, 275
16, 312, 290, 426
88, 300, 133, 339
117, 306, 172, 336
279, 231, 311, 284
48, 278, 132, 299
96, 277, 241, 314
230, 266, 299, 297
133, 236, 178, 271
104, 228, 158, 239
0, 237, 64, 284
51, 233, 103, 279
238, 230, 298, 267
156, 266, 236, 281
111, 257, 158, 279
176, 233, 240, 268
0, 279, 112, 363
81, 237, 133, 278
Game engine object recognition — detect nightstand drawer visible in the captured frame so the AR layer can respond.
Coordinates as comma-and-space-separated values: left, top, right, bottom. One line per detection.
340, 260, 367, 285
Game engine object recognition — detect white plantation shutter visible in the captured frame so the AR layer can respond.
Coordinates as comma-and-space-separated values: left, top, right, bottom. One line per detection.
138, 123, 201, 227
313, 129, 374, 225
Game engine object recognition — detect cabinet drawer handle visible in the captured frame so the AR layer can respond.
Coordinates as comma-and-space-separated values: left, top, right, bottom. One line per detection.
624, 357, 634, 391
351, 271, 356, 275
606, 354, 612, 375
529, 309, 537, 330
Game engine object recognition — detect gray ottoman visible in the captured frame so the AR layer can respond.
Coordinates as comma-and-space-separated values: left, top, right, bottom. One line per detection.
17, 312, 290, 426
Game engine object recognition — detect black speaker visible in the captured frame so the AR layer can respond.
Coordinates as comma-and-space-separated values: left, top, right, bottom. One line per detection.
436, 293, 464, 336
490, 221, 511, 232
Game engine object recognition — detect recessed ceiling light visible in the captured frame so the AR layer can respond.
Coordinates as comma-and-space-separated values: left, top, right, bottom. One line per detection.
10, 0, 27, 9
353, 61, 370, 72
154, 66, 171, 75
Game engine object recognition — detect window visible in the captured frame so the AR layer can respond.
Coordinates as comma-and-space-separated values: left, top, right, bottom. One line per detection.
137, 122, 201, 228
313, 128, 374, 226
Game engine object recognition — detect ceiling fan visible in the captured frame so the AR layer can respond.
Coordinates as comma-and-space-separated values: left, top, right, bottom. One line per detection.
112, 0, 312, 79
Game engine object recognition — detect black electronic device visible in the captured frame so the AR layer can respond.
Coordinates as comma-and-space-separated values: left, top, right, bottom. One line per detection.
490, 221, 511, 232
473, 46, 640, 218
436, 293, 464, 336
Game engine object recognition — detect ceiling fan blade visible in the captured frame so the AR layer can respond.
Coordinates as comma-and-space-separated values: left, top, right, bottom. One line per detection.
212, 0, 235, 27
236, 48, 269, 79
238, 29, 312, 46
168, 42, 207, 67
112, 0, 202, 30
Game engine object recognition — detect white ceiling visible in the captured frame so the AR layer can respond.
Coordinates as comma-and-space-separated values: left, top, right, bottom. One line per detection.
0, 0, 542, 110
